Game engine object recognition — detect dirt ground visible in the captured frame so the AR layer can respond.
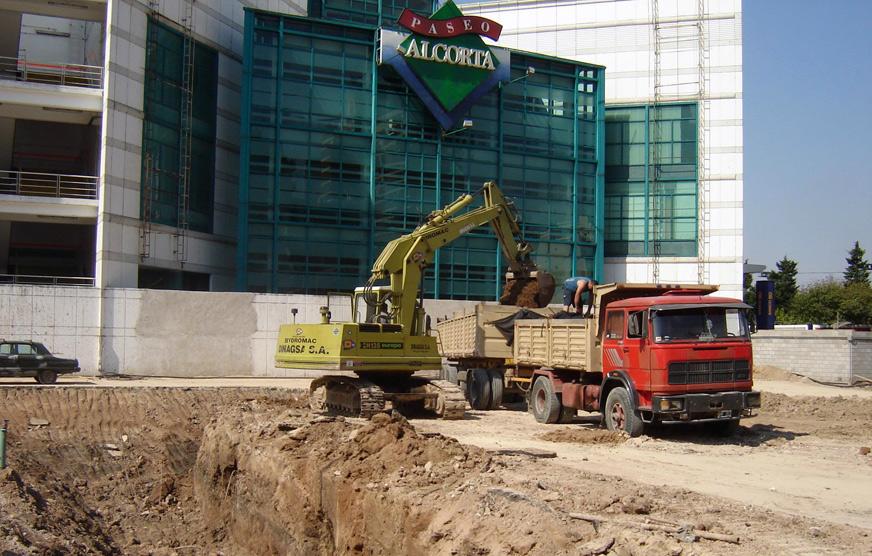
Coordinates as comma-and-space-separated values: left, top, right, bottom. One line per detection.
0, 378, 871, 555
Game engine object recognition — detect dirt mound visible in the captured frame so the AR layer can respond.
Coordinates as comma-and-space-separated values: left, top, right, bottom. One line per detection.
746, 392, 872, 441
754, 365, 810, 382
539, 428, 626, 445
195, 410, 598, 554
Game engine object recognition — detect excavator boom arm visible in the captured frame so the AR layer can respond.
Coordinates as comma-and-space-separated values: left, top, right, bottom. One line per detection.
368, 181, 554, 333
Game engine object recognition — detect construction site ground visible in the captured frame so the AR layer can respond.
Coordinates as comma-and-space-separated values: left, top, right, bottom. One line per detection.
1, 370, 871, 555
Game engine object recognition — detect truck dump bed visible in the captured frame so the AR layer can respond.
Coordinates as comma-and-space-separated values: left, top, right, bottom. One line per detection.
514, 319, 590, 371
437, 304, 555, 360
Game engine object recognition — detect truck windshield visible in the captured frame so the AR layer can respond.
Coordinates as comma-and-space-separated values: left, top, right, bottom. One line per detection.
652, 307, 749, 342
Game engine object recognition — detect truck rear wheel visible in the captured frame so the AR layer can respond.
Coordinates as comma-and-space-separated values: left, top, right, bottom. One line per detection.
467, 369, 492, 410
604, 387, 643, 437
530, 376, 560, 424
487, 369, 504, 410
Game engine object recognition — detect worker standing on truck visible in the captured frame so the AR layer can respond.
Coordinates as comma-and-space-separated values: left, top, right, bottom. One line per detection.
562, 276, 596, 316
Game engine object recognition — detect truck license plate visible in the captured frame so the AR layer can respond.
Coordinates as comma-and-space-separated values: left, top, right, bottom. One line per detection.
719, 410, 731, 419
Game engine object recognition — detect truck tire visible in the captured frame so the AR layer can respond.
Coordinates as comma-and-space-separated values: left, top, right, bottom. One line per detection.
530, 376, 561, 424
604, 387, 643, 437
467, 369, 492, 410
36, 370, 58, 385
487, 369, 504, 410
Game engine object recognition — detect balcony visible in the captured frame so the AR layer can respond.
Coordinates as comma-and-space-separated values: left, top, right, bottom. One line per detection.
0, 170, 98, 199
0, 56, 103, 89
0, 274, 94, 287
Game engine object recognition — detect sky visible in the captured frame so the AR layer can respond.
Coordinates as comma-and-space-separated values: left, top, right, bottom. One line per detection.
743, 0, 872, 284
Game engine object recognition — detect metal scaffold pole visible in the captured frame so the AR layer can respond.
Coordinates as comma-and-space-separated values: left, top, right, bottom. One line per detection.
175, 0, 195, 265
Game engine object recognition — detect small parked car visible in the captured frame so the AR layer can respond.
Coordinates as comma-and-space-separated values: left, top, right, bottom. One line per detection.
0, 340, 80, 384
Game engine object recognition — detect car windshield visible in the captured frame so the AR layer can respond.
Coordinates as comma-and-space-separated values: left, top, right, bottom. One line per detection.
32, 343, 50, 355
652, 307, 749, 342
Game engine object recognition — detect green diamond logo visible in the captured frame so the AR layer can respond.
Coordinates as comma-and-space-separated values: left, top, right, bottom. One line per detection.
396, 0, 503, 113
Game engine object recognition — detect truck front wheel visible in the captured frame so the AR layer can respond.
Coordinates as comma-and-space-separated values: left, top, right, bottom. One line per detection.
604, 387, 643, 437
530, 376, 561, 424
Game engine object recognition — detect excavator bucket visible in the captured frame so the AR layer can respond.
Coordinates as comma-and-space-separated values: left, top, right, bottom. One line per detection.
500, 271, 556, 308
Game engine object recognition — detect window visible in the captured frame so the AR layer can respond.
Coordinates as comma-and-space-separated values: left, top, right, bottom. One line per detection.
16, 344, 34, 355
627, 311, 647, 338
0, 344, 11, 355
605, 311, 624, 340
239, 13, 604, 298
605, 103, 698, 257
141, 18, 218, 233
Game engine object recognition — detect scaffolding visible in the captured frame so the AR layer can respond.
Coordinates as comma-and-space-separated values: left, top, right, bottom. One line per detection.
140, 1, 196, 264
175, 0, 195, 264
649, 0, 710, 284
139, 0, 161, 262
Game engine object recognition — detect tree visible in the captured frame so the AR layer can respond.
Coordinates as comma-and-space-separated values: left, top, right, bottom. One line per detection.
743, 271, 756, 306
843, 241, 870, 286
782, 279, 872, 326
768, 256, 798, 312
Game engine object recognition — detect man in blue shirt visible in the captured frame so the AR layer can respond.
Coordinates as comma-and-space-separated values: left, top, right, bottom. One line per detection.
562, 276, 596, 317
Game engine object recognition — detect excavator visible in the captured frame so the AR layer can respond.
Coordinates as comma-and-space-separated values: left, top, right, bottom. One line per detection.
275, 180, 555, 419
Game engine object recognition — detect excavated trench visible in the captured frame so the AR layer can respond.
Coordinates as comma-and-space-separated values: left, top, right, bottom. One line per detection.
0, 388, 595, 555
5, 386, 847, 555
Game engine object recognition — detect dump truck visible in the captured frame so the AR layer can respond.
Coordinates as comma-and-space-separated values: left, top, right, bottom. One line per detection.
437, 283, 761, 436
274, 181, 555, 419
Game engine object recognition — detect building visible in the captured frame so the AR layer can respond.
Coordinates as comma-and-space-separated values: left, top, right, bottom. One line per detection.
0, 0, 742, 300
464, 0, 744, 297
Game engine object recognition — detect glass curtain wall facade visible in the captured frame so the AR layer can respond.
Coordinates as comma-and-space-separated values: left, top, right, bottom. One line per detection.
604, 103, 698, 258
141, 18, 219, 233
237, 6, 604, 299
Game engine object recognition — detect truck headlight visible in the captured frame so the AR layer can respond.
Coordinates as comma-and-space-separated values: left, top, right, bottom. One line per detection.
659, 399, 684, 411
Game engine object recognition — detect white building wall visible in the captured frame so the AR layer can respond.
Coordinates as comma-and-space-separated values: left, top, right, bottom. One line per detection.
1, 285, 479, 377
466, 0, 744, 299
96, 0, 307, 291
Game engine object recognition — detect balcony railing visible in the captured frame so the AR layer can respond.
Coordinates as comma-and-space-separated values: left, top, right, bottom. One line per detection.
0, 274, 95, 287
0, 55, 103, 89
0, 170, 98, 199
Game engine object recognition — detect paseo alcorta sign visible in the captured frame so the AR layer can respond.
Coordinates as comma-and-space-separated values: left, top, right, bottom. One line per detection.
380, 0, 510, 129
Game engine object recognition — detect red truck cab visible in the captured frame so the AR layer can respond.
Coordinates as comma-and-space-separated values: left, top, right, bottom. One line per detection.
599, 291, 761, 435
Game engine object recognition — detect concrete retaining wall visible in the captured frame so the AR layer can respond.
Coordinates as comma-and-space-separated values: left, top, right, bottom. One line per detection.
1, 285, 480, 377
752, 329, 872, 384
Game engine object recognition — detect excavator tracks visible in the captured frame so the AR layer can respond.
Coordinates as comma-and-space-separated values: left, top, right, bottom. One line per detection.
424, 379, 467, 420
310, 376, 467, 420
310, 376, 386, 418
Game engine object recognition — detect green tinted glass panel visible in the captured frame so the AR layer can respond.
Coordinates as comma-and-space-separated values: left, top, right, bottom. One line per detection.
604, 103, 697, 258
239, 10, 604, 299
141, 18, 218, 233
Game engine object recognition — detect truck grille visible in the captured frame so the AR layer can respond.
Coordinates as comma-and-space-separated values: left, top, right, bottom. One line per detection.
668, 360, 750, 385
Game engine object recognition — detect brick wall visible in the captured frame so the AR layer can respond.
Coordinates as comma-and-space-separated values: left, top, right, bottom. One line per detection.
752, 329, 872, 384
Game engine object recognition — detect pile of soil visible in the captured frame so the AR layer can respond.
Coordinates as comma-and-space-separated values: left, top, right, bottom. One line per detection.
539, 428, 626, 445
746, 392, 872, 442
753, 365, 809, 382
